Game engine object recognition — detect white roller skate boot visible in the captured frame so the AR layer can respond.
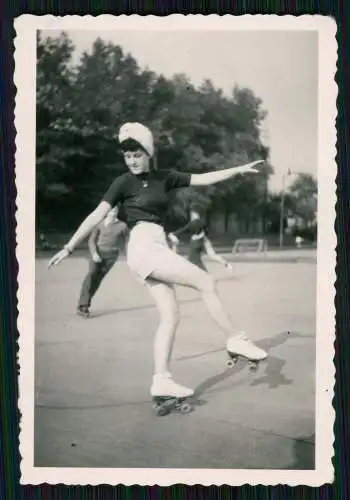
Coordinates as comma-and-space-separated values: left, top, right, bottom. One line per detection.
151, 372, 194, 416
226, 332, 267, 371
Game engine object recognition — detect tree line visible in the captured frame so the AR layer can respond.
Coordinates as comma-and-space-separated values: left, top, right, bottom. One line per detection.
36, 31, 317, 243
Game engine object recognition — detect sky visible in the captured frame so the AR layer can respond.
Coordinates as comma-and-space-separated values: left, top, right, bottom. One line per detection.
43, 29, 318, 191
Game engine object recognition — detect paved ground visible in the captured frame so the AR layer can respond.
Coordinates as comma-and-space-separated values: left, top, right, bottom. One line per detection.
34, 249, 316, 469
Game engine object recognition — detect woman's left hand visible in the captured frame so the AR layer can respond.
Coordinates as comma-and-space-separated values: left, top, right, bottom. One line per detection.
236, 159, 264, 175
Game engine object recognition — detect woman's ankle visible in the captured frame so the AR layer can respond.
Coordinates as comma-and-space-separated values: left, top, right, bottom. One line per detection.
153, 371, 171, 381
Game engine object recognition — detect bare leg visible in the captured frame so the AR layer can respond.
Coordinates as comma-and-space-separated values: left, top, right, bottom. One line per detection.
146, 278, 194, 398
146, 279, 179, 375
148, 251, 267, 361
149, 252, 237, 339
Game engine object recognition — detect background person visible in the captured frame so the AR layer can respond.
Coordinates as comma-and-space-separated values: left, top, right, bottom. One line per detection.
168, 207, 233, 272
77, 207, 128, 317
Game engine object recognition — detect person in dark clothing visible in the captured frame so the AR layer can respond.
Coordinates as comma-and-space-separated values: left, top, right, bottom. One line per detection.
168, 208, 233, 272
77, 206, 128, 317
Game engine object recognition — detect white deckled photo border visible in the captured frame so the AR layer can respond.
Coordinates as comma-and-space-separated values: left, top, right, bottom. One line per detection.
14, 14, 337, 486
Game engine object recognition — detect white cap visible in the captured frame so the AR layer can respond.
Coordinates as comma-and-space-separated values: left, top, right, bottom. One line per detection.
118, 122, 154, 157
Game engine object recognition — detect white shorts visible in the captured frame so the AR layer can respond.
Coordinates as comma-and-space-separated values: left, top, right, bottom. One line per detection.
126, 222, 175, 283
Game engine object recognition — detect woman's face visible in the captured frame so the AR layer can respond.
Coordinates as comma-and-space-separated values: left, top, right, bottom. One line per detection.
123, 148, 150, 175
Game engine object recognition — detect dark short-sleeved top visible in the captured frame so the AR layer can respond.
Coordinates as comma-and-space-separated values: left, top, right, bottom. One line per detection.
102, 169, 191, 229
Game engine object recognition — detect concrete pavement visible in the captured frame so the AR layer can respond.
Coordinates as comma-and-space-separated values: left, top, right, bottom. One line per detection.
34, 254, 316, 469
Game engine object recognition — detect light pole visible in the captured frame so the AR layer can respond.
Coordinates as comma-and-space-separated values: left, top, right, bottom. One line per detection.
279, 169, 292, 248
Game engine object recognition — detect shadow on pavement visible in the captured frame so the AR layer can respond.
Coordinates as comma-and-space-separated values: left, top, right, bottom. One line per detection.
193, 330, 314, 398
36, 330, 313, 411
249, 356, 293, 389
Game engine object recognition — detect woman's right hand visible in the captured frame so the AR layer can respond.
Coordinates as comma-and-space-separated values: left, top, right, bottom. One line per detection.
48, 246, 71, 269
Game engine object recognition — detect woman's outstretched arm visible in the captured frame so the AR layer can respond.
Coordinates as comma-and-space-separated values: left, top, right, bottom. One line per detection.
48, 201, 112, 268
190, 160, 263, 187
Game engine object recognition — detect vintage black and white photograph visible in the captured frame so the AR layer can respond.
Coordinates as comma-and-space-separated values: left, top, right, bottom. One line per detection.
15, 15, 336, 486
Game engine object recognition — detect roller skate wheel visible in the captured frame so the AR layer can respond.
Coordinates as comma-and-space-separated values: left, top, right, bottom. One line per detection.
180, 403, 192, 414
155, 405, 168, 417
227, 357, 237, 368
249, 361, 259, 371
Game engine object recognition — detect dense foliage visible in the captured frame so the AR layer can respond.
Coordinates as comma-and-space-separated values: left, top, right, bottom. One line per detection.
36, 32, 317, 242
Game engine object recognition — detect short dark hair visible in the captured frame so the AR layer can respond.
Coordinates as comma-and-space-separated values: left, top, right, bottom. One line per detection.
119, 138, 149, 155
120, 138, 157, 170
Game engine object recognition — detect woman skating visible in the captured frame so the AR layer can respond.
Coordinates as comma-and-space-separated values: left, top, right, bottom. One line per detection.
49, 122, 267, 402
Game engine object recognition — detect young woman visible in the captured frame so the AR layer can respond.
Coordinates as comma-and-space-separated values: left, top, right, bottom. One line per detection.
49, 122, 267, 400
168, 207, 233, 272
